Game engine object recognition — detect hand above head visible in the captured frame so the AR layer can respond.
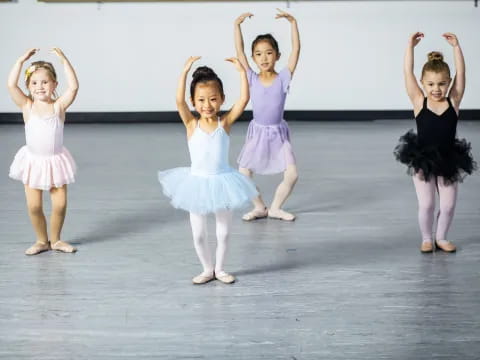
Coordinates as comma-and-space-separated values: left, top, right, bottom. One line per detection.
275, 8, 296, 23
443, 32, 459, 47
19, 48, 39, 63
408, 32, 424, 47
235, 12, 253, 25
183, 56, 201, 73
225, 57, 245, 72
50, 47, 67, 61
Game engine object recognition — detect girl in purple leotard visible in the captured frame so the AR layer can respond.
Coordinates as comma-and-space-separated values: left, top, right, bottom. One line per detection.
235, 9, 300, 222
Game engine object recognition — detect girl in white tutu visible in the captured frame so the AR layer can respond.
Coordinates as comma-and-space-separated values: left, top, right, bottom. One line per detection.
8, 48, 79, 255
158, 56, 257, 284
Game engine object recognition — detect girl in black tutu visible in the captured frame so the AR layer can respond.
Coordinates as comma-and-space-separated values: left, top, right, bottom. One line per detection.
394, 32, 476, 253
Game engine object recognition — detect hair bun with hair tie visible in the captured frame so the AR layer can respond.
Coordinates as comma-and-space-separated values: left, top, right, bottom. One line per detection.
428, 51, 444, 62
192, 66, 216, 80
189, 66, 224, 101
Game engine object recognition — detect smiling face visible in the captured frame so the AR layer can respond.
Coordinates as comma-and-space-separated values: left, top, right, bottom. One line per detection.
27, 68, 57, 102
252, 41, 280, 72
421, 71, 451, 102
191, 81, 225, 118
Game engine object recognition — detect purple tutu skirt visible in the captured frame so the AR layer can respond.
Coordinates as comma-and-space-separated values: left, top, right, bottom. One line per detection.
237, 120, 296, 175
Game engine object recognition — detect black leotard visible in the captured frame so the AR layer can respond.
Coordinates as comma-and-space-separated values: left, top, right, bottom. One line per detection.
394, 97, 476, 184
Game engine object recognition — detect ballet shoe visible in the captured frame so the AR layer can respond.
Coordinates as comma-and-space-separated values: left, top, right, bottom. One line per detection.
420, 241, 434, 253
268, 209, 296, 221
435, 240, 456, 253
242, 207, 268, 221
192, 272, 215, 285
51, 240, 77, 253
25, 241, 50, 256
215, 271, 235, 284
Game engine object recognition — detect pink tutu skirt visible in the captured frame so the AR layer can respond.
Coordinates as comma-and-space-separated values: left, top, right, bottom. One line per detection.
9, 146, 77, 190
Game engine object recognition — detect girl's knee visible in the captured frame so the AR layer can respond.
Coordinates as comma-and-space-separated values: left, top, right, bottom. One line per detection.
291, 172, 299, 184
216, 228, 229, 243
239, 167, 253, 178
440, 204, 456, 216
418, 202, 435, 214
28, 204, 43, 216
52, 203, 67, 216
192, 233, 206, 246
285, 171, 298, 186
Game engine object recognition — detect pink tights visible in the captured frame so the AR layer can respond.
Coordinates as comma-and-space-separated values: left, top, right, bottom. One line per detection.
412, 173, 458, 242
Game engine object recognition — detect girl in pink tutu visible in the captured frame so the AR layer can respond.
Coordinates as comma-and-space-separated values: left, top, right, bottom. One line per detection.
234, 9, 300, 221
8, 48, 79, 255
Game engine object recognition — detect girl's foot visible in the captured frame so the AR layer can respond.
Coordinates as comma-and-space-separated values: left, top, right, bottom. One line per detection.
192, 271, 215, 285
51, 240, 77, 253
25, 241, 50, 256
215, 271, 236, 284
242, 207, 268, 221
268, 209, 296, 221
420, 240, 434, 253
435, 240, 456, 253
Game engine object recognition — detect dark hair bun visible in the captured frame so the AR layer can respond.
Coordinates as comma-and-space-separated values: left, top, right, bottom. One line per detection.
427, 51, 444, 62
192, 66, 217, 80
190, 65, 225, 100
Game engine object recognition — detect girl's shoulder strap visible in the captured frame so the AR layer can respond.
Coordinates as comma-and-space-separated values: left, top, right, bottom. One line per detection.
422, 97, 428, 109
53, 101, 66, 121
446, 97, 459, 117
414, 97, 427, 118
27, 100, 34, 113
446, 97, 453, 108
22, 100, 33, 123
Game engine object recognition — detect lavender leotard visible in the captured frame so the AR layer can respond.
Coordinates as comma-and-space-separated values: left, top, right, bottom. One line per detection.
237, 68, 296, 174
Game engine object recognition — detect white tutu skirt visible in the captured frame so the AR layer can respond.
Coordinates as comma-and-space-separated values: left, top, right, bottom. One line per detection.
9, 146, 76, 191
158, 167, 258, 214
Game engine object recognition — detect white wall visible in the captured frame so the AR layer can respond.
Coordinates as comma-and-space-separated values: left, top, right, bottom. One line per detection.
0, 0, 479, 112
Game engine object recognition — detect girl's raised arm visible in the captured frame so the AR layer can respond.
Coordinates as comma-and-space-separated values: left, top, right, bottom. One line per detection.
276, 9, 300, 75
223, 57, 249, 128
404, 32, 424, 110
234, 13, 253, 72
7, 48, 37, 109
444, 33, 465, 109
52, 48, 79, 111
176, 56, 200, 128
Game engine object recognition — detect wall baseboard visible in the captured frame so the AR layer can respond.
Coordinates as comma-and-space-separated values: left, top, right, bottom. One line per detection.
1, 110, 479, 123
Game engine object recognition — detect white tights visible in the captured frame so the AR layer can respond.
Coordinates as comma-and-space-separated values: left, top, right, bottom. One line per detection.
189, 210, 232, 275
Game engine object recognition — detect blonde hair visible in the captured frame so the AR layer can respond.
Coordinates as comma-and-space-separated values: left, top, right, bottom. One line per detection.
25, 61, 58, 99
421, 51, 451, 79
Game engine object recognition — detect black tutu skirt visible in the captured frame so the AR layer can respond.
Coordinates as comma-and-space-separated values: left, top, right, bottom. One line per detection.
394, 130, 477, 184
